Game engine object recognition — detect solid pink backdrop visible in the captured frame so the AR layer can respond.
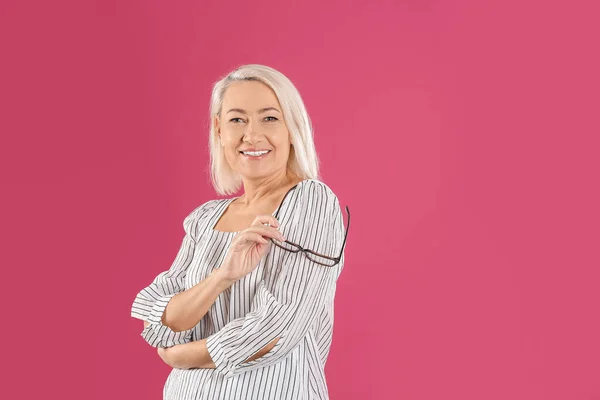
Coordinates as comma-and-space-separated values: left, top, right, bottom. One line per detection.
1, 1, 599, 399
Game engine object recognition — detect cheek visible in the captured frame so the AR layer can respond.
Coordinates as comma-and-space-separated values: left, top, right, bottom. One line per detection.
220, 133, 241, 152
270, 127, 291, 147
275, 143, 291, 162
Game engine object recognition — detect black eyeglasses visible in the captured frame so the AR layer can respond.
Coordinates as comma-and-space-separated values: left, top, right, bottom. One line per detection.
270, 205, 350, 267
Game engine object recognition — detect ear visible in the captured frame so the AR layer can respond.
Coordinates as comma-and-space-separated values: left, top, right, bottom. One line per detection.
214, 116, 222, 145
214, 115, 220, 133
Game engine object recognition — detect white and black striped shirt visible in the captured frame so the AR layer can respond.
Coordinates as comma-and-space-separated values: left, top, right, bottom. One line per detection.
131, 179, 346, 400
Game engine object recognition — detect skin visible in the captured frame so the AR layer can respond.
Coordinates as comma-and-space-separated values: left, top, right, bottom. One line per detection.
150, 80, 304, 370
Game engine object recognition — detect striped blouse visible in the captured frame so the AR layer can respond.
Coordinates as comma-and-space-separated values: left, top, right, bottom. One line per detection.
131, 179, 346, 400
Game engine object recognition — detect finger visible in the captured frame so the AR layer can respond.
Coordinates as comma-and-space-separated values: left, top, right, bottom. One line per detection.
251, 215, 280, 228
245, 224, 285, 241
238, 231, 269, 245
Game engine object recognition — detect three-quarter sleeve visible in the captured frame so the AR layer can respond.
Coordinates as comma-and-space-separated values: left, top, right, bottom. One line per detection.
205, 181, 346, 378
131, 200, 215, 348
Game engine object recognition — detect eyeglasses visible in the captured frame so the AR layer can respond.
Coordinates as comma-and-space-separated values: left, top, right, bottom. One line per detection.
270, 205, 350, 267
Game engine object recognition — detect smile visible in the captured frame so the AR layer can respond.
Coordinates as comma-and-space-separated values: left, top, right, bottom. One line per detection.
240, 150, 271, 159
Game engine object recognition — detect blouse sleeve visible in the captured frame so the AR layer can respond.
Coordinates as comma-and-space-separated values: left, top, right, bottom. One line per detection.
205, 181, 346, 378
130, 200, 216, 348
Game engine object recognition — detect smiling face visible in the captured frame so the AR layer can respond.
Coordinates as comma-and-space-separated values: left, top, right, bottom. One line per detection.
215, 80, 292, 181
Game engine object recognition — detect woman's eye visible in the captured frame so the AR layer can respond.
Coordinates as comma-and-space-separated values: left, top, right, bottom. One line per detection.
264, 116, 278, 122
230, 118, 244, 123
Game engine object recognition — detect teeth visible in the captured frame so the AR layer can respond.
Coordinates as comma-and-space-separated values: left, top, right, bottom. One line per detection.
243, 150, 269, 156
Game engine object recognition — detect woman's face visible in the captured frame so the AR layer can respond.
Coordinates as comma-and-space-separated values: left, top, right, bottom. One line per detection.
216, 80, 292, 181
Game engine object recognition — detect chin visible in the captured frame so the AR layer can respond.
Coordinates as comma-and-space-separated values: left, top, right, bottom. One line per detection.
242, 171, 272, 180
239, 167, 282, 180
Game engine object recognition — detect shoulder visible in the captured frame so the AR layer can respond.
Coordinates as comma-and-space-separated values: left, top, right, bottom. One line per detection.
284, 180, 345, 250
297, 179, 339, 204
293, 179, 341, 218
181, 199, 222, 240
184, 199, 221, 222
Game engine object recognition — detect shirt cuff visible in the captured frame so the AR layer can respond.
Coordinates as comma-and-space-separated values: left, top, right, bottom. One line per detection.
140, 293, 193, 348
205, 329, 284, 378
205, 330, 233, 377
146, 293, 176, 324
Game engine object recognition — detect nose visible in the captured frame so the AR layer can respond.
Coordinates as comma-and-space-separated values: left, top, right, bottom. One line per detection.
243, 119, 264, 143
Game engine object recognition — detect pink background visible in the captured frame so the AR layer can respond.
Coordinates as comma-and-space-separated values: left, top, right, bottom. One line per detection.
2, 0, 599, 399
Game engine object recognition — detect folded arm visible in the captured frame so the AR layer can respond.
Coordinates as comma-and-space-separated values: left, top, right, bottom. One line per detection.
158, 269, 232, 332
131, 201, 218, 348
156, 337, 281, 370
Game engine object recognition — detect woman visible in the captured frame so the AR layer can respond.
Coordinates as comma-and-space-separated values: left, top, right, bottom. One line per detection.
131, 64, 349, 400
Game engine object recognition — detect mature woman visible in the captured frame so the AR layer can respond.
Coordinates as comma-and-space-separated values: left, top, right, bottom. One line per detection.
131, 64, 349, 400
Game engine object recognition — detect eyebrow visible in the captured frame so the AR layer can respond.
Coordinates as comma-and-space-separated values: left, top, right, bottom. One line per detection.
226, 107, 281, 115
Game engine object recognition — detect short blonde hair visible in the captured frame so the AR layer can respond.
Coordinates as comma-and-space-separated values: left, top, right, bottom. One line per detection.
208, 64, 320, 195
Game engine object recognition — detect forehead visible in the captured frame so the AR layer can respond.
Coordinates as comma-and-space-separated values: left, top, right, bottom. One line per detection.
222, 80, 281, 110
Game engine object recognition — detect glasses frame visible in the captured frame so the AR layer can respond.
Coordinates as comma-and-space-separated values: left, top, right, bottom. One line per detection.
270, 205, 350, 267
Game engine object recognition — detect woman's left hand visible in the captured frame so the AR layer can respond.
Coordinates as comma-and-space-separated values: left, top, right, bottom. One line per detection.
157, 341, 216, 370
157, 342, 197, 369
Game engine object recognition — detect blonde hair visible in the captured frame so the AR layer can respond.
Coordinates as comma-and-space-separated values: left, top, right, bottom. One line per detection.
208, 64, 320, 195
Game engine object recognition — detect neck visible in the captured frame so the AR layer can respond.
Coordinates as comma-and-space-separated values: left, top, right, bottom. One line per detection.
239, 169, 297, 207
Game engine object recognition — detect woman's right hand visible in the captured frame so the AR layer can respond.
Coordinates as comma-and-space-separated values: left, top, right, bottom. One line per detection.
215, 215, 285, 286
